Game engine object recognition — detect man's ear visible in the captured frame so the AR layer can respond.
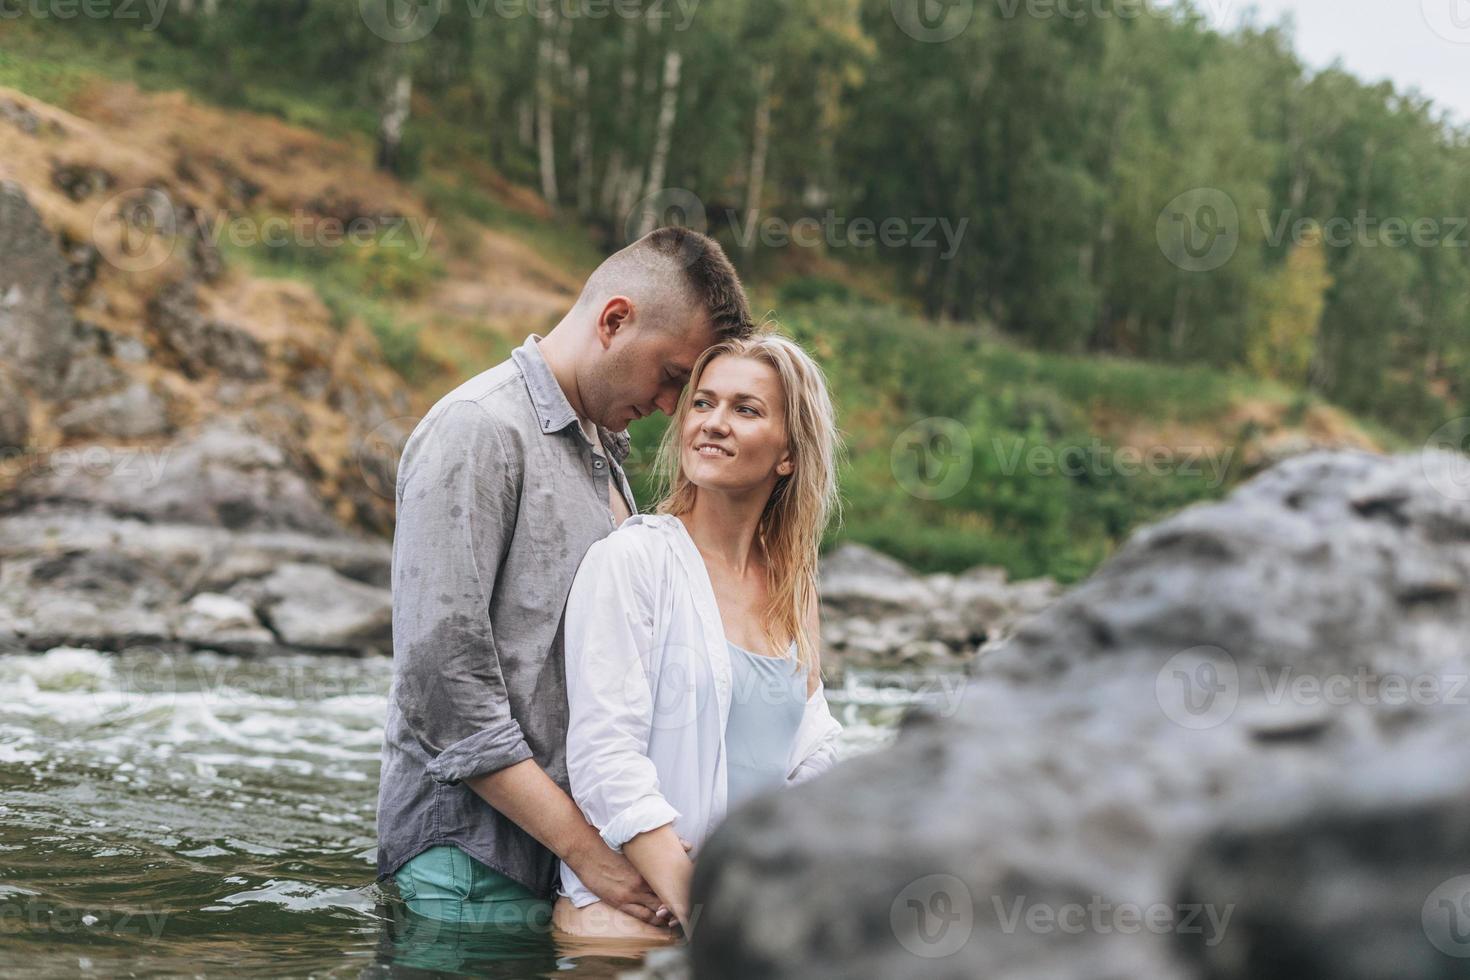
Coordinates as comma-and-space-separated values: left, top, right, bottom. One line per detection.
597, 296, 634, 350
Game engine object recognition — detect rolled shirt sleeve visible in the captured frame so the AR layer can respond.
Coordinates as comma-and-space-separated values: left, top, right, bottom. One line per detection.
390, 399, 533, 785
562, 534, 680, 852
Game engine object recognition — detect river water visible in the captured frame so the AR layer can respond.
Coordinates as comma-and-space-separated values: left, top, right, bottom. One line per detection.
0, 646, 955, 977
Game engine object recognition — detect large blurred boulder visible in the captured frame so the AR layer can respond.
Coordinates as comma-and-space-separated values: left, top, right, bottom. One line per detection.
690, 450, 1470, 980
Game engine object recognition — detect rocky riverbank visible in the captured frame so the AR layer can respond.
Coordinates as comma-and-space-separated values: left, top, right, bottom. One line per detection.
0, 154, 411, 657
0, 169, 1056, 664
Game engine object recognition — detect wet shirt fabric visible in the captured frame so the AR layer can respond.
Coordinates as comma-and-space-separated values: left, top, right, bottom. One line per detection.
557, 513, 844, 907
724, 639, 807, 809
376, 333, 637, 898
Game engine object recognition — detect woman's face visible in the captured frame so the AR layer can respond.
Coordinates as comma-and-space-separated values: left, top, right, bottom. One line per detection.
680, 355, 793, 495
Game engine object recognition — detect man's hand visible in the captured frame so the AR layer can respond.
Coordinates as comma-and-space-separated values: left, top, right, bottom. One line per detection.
565, 833, 665, 924
463, 759, 669, 922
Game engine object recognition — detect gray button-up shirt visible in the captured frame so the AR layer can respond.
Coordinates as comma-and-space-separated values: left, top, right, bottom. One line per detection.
375, 334, 637, 896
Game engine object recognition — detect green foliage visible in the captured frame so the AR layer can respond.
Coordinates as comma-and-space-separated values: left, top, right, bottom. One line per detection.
777, 277, 857, 307
1248, 231, 1332, 384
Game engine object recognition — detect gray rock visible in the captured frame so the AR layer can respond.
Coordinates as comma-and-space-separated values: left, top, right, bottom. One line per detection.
20, 419, 342, 534
148, 279, 267, 380
0, 368, 28, 453
4, 587, 172, 651
54, 382, 170, 439
0, 96, 40, 135
0, 181, 78, 391
689, 450, 1470, 980
819, 542, 938, 620
0, 510, 390, 590
51, 161, 114, 202
1177, 775, 1470, 980
818, 542, 1059, 667
55, 352, 127, 401
173, 592, 277, 653
233, 562, 391, 653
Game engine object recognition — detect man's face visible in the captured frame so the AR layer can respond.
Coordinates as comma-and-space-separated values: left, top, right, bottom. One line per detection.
586, 316, 716, 431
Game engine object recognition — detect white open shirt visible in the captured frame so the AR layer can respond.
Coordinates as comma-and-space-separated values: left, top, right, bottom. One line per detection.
558, 513, 843, 907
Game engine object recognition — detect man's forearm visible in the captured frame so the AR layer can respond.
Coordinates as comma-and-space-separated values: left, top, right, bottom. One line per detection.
464, 757, 599, 862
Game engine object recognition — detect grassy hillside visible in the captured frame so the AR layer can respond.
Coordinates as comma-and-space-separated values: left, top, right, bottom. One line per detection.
0, 20, 1395, 583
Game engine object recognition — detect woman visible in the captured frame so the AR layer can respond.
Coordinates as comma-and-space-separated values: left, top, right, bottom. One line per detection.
552, 331, 844, 941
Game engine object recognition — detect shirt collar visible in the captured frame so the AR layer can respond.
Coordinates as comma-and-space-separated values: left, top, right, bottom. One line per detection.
511, 332, 632, 463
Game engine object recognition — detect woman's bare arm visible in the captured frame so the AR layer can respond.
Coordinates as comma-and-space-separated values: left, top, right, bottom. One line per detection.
622, 823, 695, 929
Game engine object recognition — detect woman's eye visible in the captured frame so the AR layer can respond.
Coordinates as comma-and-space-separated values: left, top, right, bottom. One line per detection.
737, 405, 758, 415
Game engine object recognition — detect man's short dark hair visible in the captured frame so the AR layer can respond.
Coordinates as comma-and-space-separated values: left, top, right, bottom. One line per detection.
618, 227, 756, 342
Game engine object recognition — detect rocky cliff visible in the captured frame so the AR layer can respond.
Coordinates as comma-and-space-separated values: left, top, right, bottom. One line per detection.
0, 85, 417, 655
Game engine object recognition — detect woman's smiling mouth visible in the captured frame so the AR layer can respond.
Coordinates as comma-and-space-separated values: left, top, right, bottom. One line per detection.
695, 443, 733, 458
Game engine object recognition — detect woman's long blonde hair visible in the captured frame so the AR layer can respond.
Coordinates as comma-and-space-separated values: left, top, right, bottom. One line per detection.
653, 331, 842, 678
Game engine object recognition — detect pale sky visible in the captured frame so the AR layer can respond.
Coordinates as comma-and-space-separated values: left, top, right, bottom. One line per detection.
1207, 0, 1470, 128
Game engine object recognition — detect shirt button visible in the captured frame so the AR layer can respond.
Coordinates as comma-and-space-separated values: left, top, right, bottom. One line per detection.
593, 459, 604, 469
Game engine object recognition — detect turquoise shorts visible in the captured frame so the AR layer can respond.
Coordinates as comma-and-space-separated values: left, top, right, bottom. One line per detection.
394, 845, 552, 930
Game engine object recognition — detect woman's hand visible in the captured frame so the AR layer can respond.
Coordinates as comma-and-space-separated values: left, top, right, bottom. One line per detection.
653, 838, 696, 924
623, 824, 696, 930
564, 826, 664, 924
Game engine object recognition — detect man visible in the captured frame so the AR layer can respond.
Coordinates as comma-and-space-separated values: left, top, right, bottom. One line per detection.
376, 227, 754, 930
